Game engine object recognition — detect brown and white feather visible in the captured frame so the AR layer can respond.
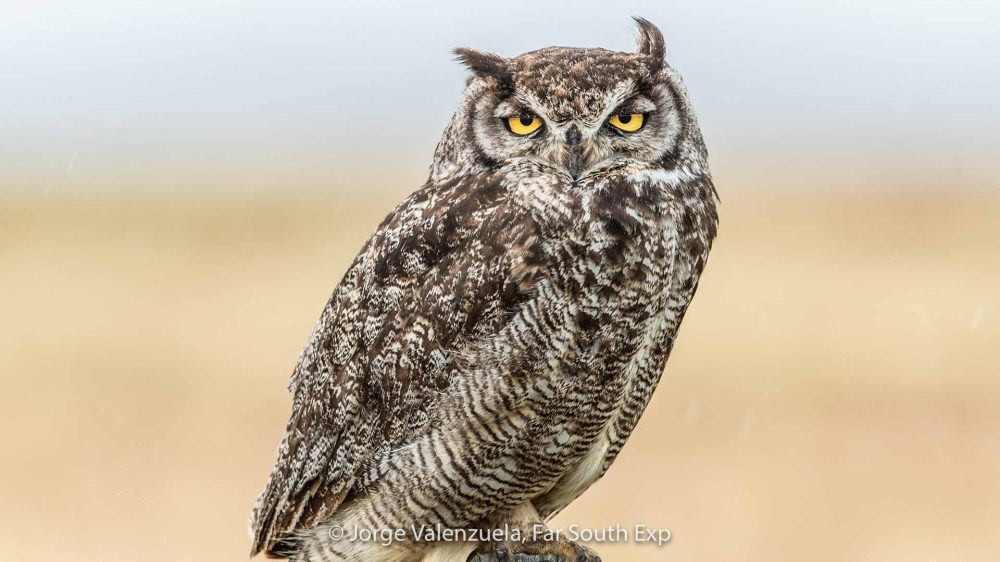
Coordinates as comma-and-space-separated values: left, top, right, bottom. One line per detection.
250, 18, 718, 562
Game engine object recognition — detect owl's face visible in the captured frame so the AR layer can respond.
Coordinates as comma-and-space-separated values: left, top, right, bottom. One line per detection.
433, 19, 706, 183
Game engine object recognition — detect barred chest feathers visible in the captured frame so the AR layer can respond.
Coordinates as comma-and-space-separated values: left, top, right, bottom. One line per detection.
524, 166, 708, 518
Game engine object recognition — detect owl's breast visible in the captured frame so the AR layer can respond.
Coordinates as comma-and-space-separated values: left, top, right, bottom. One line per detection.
532, 205, 701, 516
544, 198, 679, 423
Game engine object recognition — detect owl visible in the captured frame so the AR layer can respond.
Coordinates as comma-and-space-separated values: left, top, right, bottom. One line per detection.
250, 18, 718, 562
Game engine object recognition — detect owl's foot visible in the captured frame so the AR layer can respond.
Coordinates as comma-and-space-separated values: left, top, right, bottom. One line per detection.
468, 538, 600, 562
467, 503, 601, 562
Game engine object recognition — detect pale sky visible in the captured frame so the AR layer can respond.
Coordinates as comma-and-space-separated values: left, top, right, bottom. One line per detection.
2, 0, 998, 194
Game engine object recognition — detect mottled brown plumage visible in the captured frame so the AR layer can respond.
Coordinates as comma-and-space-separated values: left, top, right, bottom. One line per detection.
250, 18, 718, 562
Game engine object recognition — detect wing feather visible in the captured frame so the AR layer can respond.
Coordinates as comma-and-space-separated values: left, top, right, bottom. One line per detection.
249, 173, 537, 555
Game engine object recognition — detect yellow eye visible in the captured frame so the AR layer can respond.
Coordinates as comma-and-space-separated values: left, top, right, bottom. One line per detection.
608, 113, 645, 132
506, 115, 543, 135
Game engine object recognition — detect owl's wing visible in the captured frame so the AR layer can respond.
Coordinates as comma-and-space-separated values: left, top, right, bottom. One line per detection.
249, 174, 549, 556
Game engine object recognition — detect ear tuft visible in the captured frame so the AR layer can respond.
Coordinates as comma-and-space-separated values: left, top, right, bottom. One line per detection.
633, 17, 666, 69
454, 48, 513, 85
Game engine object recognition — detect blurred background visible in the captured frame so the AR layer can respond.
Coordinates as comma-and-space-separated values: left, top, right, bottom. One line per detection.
1, 1, 997, 561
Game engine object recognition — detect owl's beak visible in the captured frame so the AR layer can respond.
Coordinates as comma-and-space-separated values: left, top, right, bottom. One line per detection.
564, 125, 584, 180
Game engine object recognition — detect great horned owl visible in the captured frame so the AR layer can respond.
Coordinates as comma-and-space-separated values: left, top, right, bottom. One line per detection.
250, 18, 718, 562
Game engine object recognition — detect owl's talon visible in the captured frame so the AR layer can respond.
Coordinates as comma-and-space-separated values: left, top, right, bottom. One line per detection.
467, 538, 597, 562
512, 555, 562, 562
572, 542, 601, 562
466, 541, 510, 562
494, 542, 510, 562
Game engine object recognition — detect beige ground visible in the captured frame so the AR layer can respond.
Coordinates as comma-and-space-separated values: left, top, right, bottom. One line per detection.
0, 192, 997, 561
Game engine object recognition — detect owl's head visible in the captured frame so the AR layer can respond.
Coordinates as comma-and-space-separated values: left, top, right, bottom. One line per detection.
431, 18, 708, 184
